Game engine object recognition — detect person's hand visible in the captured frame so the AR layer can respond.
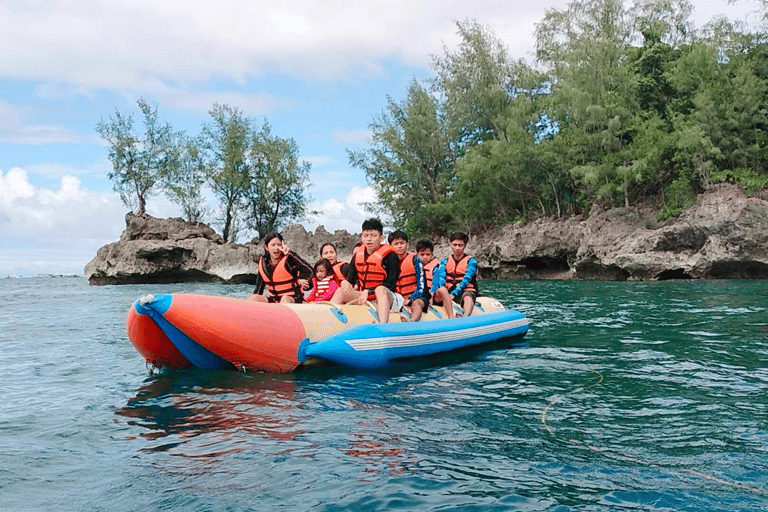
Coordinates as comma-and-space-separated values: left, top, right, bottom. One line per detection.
298, 278, 310, 290
280, 242, 290, 255
339, 280, 353, 293
353, 292, 367, 305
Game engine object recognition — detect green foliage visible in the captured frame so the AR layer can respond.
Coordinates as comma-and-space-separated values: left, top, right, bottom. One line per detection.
199, 104, 253, 242
245, 121, 313, 239
350, 79, 456, 235
96, 98, 179, 216
710, 167, 768, 194
658, 177, 695, 220
162, 138, 208, 223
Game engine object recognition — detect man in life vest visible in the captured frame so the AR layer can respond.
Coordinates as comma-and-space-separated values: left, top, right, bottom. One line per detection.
387, 230, 430, 322
431, 232, 479, 318
416, 239, 439, 293
250, 232, 313, 303
330, 218, 401, 323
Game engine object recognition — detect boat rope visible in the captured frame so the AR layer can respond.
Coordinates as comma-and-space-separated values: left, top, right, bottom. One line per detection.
541, 367, 768, 496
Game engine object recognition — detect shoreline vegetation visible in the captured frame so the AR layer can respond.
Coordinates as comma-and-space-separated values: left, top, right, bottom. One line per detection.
90, 1, 768, 283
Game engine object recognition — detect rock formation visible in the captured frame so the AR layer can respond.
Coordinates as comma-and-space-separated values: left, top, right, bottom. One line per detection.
85, 184, 768, 284
473, 184, 768, 280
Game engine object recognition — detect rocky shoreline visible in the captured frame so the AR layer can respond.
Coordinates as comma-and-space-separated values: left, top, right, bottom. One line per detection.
84, 184, 768, 285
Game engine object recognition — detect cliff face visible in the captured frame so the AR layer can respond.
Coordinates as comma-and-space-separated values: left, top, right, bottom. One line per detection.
473, 184, 768, 280
85, 184, 768, 284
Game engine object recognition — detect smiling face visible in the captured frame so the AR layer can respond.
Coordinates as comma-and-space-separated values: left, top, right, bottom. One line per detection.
361, 229, 383, 253
320, 244, 337, 264
390, 237, 408, 258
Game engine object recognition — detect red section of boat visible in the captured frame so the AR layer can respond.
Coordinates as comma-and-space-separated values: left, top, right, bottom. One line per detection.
126, 303, 191, 369
159, 294, 308, 373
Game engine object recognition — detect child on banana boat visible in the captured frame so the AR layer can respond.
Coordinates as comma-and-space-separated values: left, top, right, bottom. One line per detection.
387, 230, 430, 322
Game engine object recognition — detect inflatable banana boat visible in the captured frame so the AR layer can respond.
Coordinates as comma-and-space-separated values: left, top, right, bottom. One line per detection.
126, 293, 530, 373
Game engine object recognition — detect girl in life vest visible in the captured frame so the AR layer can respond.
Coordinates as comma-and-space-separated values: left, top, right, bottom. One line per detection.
249, 232, 313, 303
306, 259, 339, 302
319, 243, 351, 286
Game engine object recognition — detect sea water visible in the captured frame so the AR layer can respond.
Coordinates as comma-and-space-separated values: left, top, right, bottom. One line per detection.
0, 277, 766, 511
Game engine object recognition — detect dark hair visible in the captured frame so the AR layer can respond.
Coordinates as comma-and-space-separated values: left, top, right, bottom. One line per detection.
263, 232, 284, 256
415, 239, 434, 252
319, 243, 337, 257
387, 229, 408, 244
449, 232, 469, 244
361, 218, 384, 234
313, 258, 333, 277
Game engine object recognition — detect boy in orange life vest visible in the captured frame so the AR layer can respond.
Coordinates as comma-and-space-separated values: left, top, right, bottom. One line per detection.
249, 232, 312, 303
416, 239, 439, 294
330, 218, 401, 323
431, 232, 479, 318
387, 230, 431, 322
306, 258, 339, 302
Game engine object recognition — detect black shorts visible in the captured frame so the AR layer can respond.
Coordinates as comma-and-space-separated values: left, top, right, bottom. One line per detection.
433, 288, 476, 306
268, 292, 304, 304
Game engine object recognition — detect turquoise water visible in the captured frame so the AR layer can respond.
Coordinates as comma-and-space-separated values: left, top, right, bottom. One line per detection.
1, 277, 766, 511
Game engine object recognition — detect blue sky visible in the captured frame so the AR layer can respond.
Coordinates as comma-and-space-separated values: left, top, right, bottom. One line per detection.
0, 0, 760, 276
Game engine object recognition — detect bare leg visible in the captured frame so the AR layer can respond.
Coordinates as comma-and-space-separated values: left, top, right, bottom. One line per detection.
280, 295, 296, 304
249, 294, 268, 302
374, 286, 394, 323
462, 295, 475, 317
409, 299, 425, 322
434, 287, 454, 319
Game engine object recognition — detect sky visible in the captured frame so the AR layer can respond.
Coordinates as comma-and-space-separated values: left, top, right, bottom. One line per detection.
0, 0, 761, 276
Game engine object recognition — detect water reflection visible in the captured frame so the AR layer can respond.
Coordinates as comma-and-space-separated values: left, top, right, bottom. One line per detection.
118, 370, 305, 453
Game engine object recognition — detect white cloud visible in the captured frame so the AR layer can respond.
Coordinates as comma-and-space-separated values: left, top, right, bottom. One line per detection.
0, 100, 95, 145
0, 1, 580, 92
330, 128, 371, 146
306, 185, 377, 233
0, 167, 125, 239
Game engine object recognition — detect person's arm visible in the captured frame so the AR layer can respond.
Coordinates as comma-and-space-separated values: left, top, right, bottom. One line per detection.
287, 252, 313, 280
342, 262, 358, 289
378, 252, 400, 293
305, 277, 317, 301
431, 258, 447, 293
451, 257, 478, 296
252, 257, 266, 296
407, 256, 427, 304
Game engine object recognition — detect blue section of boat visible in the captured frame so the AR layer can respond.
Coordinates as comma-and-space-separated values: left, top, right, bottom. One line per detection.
140, 296, 234, 371
302, 310, 529, 370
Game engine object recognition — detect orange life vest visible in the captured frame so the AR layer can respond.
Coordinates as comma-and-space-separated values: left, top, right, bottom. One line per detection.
258, 255, 301, 299
445, 254, 477, 293
331, 260, 348, 285
354, 244, 396, 299
396, 253, 418, 297
423, 258, 439, 291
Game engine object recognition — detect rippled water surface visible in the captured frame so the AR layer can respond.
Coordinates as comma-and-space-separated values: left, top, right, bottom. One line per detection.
1, 278, 766, 511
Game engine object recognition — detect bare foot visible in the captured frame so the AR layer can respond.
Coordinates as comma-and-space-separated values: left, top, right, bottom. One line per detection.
399, 313, 410, 322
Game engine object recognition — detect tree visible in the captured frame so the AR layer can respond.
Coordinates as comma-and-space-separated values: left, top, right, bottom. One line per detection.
349, 80, 457, 235
96, 98, 178, 216
244, 120, 313, 238
162, 137, 209, 223
199, 104, 252, 242
432, 19, 519, 147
